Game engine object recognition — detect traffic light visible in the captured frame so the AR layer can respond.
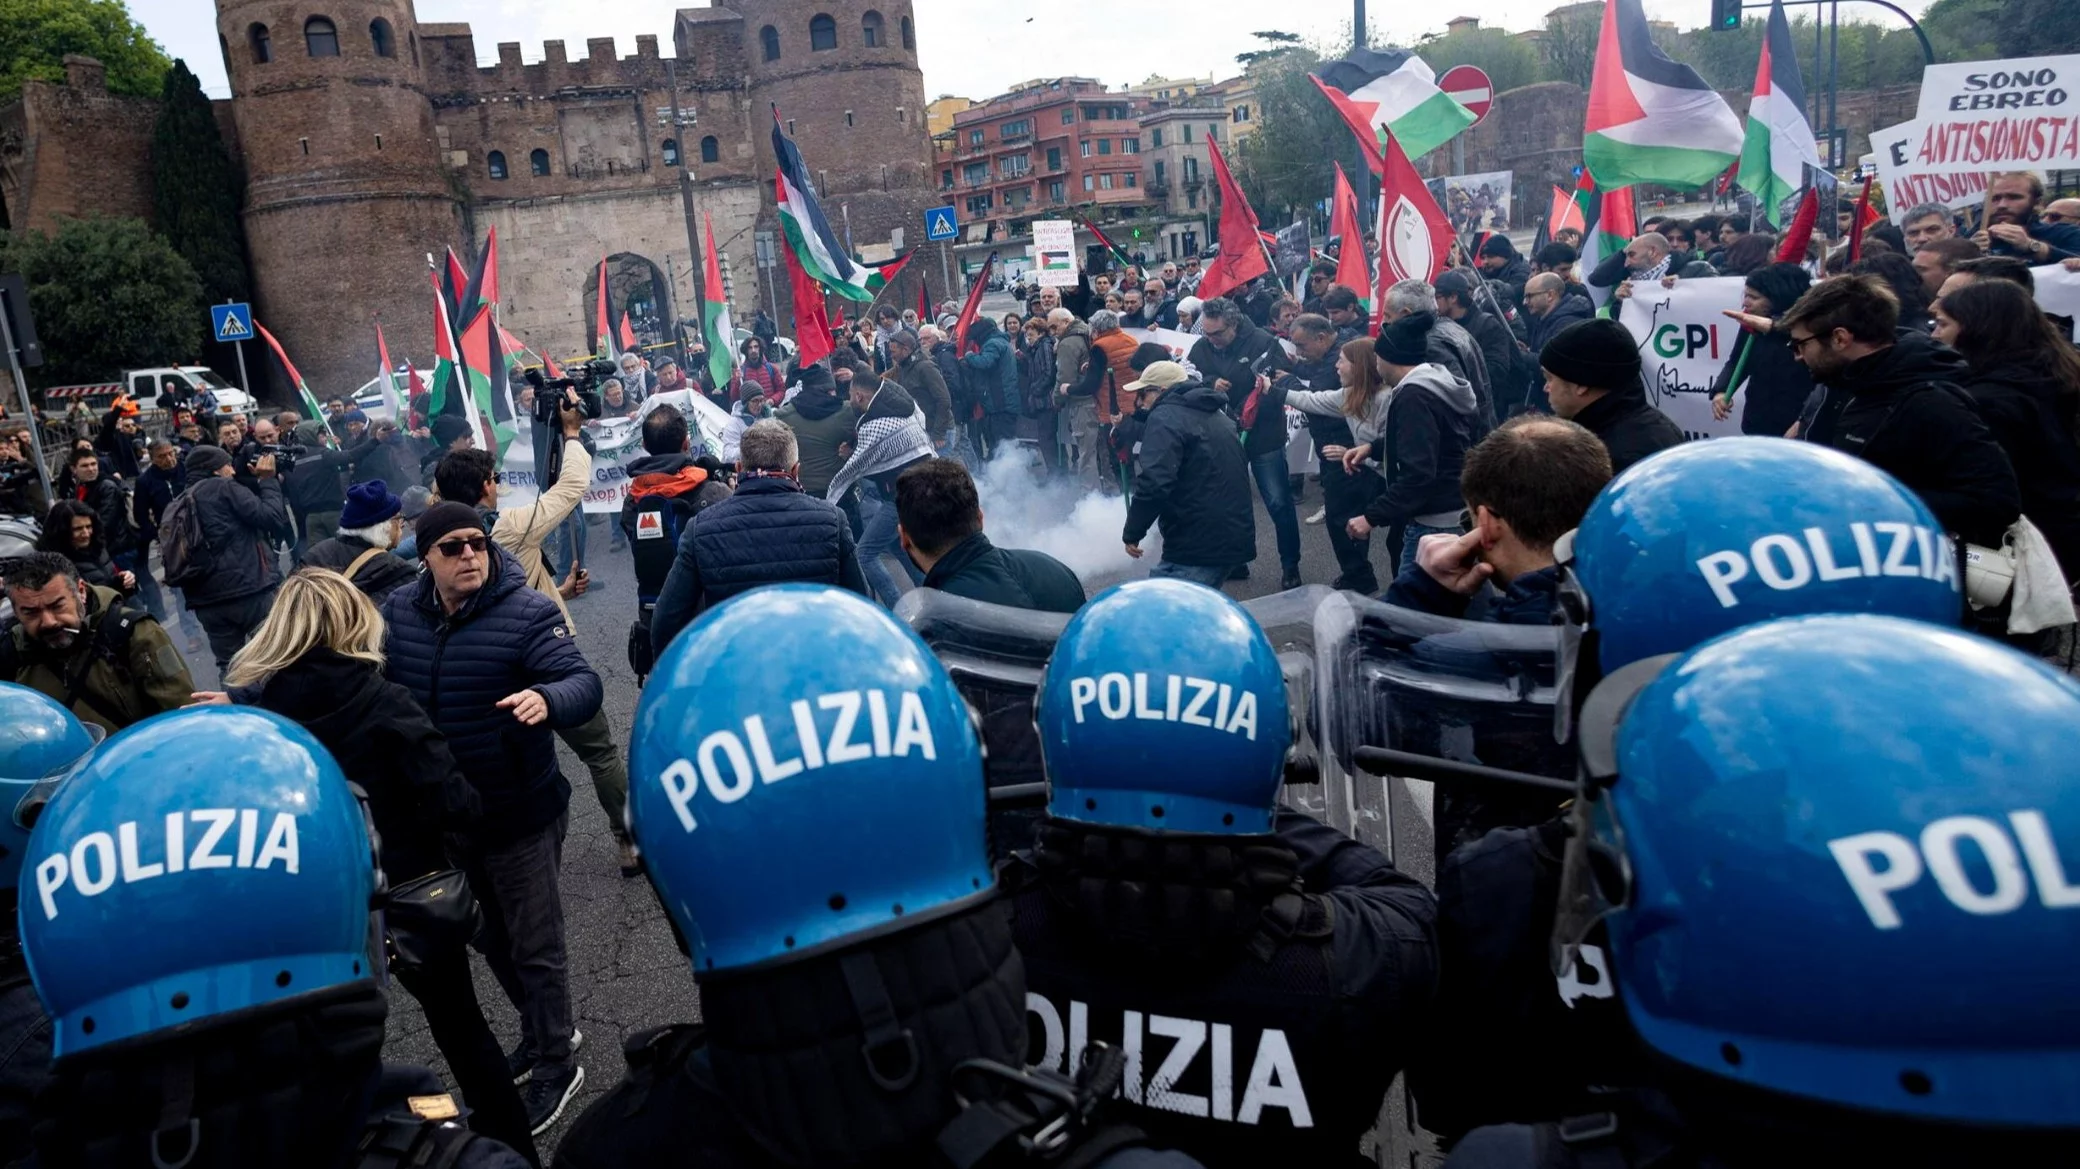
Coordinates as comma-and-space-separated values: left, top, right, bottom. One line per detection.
1711, 0, 1741, 30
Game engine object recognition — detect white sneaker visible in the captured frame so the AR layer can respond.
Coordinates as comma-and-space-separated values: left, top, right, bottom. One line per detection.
1305, 507, 1326, 525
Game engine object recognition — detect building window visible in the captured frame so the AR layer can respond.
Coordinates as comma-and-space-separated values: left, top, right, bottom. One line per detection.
1062, 108, 1075, 125
1049, 179, 1065, 202
248, 22, 271, 63
1150, 127, 1163, 147
1080, 141, 1092, 158
701, 135, 719, 163
487, 151, 508, 180
1098, 139, 1112, 155
1233, 104, 1251, 123
969, 128, 984, 147
941, 169, 953, 189
861, 10, 883, 47
1154, 160, 1166, 184
1099, 173, 1114, 190
760, 24, 780, 60
1183, 124, 1192, 144
369, 17, 394, 57
1208, 124, 1220, 142
1002, 155, 1028, 177
1183, 157, 1198, 183
662, 138, 680, 166
304, 16, 339, 57
901, 16, 914, 49
1045, 146, 1061, 170
962, 162, 988, 185
1002, 119, 1029, 137
530, 148, 550, 175
845, 110, 854, 127
1124, 138, 1139, 154
1125, 172, 1136, 187
810, 13, 837, 51
896, 107, 905, 124
1187, 190, 1198, 209
1083, 175, 1095, 192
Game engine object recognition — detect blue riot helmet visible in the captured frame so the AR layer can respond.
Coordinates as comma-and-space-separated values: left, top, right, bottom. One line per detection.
1037, 579, 1290, 834
628, 585, 992, 974
1557, 438, 1963, 678
0, 684, 100, 891
20, 707, 377, 1058
1562, 614, 2080, 1127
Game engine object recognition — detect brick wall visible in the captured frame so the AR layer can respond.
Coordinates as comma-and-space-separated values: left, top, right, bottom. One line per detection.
4, 72, 159, 234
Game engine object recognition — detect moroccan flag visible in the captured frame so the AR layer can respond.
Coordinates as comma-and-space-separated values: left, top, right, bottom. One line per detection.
373, 322, 405, 420
1373, 130, 1454, 306
1736, 0, 1820, 230
1328, 163, 1372, 308
253, 321, 336, 447
1311, 48, 1476, 171
1196, 139, 1270, 302
1583, 0, 1744, 190
701, 211, 736, 391
455, 308, 502, 459
785, 239, 835, 368
955, 252, 997, 353
594, 258, 617, 361
773, 112, 874, 301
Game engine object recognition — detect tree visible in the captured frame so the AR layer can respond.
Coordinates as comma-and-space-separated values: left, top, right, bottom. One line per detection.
1540, 5, 1601, 90
1237, 29, 1302, 68
1232, 42, 1341, 225
0, 0, 171, 102
0, 218, 205, 387
1420, 27, 1540, 95
152, 60, 250, 307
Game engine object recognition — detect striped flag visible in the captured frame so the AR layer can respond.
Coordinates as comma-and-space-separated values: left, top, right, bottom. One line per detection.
253, 321, 337, 447
1077, 212, 1134, 271
428, 268, 476, 441
1583, 0, 1744, 190
773, 111, 875, 301
1311, 48, 1476, 171
457, 306, 514, 459
700, 211, 736, 391
595, 258, 617, 362
1736, 0, 1820, 229
373, 322, 405, 419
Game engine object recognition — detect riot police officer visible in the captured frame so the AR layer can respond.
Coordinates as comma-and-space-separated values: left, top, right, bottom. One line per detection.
1448, 614, 2080, 1165
0, 684, 99, 1163
19, 706, 534, 1169
1010, 579, 1439, 1169
555, 585, 1204, 1169
1411, 439, 1973, 1142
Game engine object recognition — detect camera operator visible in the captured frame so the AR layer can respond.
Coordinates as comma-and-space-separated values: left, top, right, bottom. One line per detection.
283, 420, 365, 563
0, 427, 48, 520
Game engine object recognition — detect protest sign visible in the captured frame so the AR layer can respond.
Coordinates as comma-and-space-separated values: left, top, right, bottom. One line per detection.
1615, 276, 1749, 440
1031, 220, 1079, 288
2032, 263, 2080, 342
1895, 56, 2080, 179
496, 389, 731, 514
1871, 119, 1990, 221
1274, 221, 1313, 277
1424, 171, 1515, 233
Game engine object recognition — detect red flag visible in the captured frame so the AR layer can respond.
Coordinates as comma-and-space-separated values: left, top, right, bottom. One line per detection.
1847, 174, 1876, 261
1329, 163, 1371, 305
618, 311, 638, 352
595, 258, 615, 359
786, 240, 835, 368
1373, 129, 1453, 305
1777, 188, 1819, 263
1196, 139, 1270, 302
1548, 185, 1587, 238
917, 278, 932, 322
955, 252, 998, 354
462, 227, 500, 315
1309, 73, 1386, 175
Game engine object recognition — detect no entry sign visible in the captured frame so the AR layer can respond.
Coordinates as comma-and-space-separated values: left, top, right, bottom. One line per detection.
1439, 65, 1494, 126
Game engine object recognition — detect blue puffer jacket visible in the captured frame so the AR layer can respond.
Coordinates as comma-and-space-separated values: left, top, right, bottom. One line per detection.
381, 544, 603, 846
960, 320, 1022, 416
647, 475, 869, 653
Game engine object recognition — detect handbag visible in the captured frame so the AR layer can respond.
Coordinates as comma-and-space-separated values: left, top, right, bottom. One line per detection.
383, 868, 480, 973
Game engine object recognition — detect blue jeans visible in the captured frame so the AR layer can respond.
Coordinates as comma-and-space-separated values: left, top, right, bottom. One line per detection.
1149, 560, 1235, 589
549, 507, 587, 575
858, 482, 925, 607
1400, 520, 1461, 579
1249, 449, 1301, 573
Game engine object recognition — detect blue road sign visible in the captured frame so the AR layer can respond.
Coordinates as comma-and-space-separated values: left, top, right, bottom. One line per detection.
211, 303, 254, 343
924, 206, 959, 242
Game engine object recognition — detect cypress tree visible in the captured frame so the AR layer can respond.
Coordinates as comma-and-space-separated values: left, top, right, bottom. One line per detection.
150, 59, 249, 307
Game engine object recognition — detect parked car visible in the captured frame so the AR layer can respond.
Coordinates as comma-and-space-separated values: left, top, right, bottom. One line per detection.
44, 366, 254, 419
350, 366, 435, 419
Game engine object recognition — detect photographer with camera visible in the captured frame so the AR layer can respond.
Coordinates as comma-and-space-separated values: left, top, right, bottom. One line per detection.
0, 426, 47, 520
283, 419, 364, 563
179, 443, 295, 674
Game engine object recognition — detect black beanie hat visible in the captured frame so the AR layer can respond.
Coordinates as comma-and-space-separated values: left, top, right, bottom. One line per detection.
1743, 262, 1813, 316
1374, 310, 1436, 366
415, 501, 484, 554
184, 445, 232, 478
1539, 318, 1642, 390
431, 415, 472, 448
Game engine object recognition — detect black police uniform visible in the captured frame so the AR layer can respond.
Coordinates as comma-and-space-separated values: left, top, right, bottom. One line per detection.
1007, 810, 1438, 1169
1408, 818, 1636, 1145
0, 899, 52, 1167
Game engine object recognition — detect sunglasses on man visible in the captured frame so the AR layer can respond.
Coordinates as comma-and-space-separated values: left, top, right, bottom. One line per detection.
433, 534, 489, 559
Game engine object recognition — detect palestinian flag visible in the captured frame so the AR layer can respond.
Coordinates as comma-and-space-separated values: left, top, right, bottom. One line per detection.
1583, 0, 1744, 190
1577, 179, 1638, 311
429, 269, 464, 417
785, 238, 836, 368
253, 321, 337, 448
457, 307, 514, 459
461, 228, 501, 320
701, 211, 736, 391
373, 322, 405, 419
1077, 212, 1134, 271
1311, 48, 1476, 171
773, 111, 875, 301
1328, 163, 1372, 309
1736, 0, 1820, 230
595, 258, 618, 361
863, 250, 915, 293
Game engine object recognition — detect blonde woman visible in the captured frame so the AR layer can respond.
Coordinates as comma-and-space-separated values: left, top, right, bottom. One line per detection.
192, 570, 536, 1160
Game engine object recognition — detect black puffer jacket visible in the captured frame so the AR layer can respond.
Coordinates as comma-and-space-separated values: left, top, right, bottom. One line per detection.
648, 475, 870, 652
381, 544, 602, 847
236, 648, 479, 881
302, 532, 420, 602
920, 533, 1085, 614
1365, 365, 1484, 526
1189, 322, 1292, 459
71, 476, 136, 556
1963, 357, 2080, 576
1826, 332, 2022, 548
1572, 388, 1687, 475
183, 473, 293, 606
1122, 382, 1256, 568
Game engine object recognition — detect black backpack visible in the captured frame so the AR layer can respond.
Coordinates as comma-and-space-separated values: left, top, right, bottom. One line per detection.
625, 462, 727, 685
157, 489, 213, 588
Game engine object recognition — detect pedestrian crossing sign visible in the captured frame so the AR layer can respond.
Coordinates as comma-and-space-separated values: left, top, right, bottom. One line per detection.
211, 303, 254, 343
924, 206, 958, 242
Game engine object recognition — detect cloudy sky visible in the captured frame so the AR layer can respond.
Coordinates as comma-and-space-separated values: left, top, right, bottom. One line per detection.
127, 0, 1881, 101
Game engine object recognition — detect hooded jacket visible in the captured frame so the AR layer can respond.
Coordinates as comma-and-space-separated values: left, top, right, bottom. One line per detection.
1523, 296, 1594, 411
774, 375, 860, 498
1572, 386, 1687, 476
1364, 364, 1483, 527
1122, 381, 1256, 568
1825, 332, 2022, 549
183, 472, 294, 607
381, 544, 602, 847
235, 647, 480, 881
960, 320, 1022, 416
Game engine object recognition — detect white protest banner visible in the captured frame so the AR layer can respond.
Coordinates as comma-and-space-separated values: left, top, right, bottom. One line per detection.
1895, 56, 2080, 179
2032, 263, 2080, 341
495, 390, 731, 514
1122, 326, 1202, 372
1615, 276, 1749, 440
1031, 220, 1079, 288
1870, 119, 1990, 221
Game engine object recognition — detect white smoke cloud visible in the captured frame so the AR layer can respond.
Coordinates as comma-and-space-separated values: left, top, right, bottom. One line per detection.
972, 446, 1157, 585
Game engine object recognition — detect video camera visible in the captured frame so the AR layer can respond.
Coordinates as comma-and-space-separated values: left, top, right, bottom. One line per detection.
522, 361, 611, 430
250, 443, 310, 475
